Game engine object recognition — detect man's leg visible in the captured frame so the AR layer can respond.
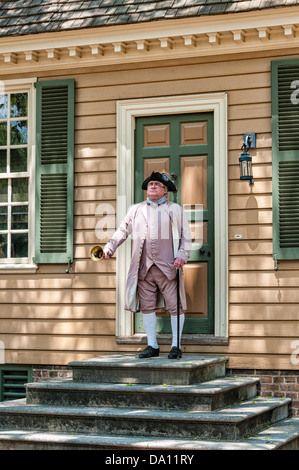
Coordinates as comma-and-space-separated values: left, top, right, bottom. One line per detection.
142, 312, 158, 349
169, 313, 185, 358
138, 269, 159, 358
152, 266, 184, 358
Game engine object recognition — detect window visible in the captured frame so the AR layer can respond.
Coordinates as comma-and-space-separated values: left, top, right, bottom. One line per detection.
0, 78, 74, 271
0, 80, 35, 269
0, 91, 30, 262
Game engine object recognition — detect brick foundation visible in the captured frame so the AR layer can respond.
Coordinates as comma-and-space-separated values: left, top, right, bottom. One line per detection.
228, 369, 299, 417
33, 365, 72, 382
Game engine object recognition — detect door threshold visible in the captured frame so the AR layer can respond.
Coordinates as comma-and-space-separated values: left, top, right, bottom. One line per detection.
116, 334, 228, 346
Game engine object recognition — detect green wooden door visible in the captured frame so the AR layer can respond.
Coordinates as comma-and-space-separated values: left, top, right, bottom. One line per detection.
134, 113, 214, 335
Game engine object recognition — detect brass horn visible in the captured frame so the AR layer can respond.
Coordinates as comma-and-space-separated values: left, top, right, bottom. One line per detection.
90, 245, 104, 261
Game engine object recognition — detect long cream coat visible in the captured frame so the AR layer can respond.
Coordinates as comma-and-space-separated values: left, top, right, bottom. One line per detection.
104, 200, 192, 313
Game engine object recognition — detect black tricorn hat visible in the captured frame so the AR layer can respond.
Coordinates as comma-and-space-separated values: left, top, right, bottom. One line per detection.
142, 172, 177, 192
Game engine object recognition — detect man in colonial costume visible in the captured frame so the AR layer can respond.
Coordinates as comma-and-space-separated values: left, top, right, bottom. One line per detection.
104, 172, 192, 359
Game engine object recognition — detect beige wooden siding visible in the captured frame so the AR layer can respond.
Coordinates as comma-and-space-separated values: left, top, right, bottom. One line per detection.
0, 51, 299, 369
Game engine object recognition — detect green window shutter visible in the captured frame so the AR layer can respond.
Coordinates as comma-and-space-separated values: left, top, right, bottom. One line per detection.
35, 79, 74, 265
272, 60, 299, 260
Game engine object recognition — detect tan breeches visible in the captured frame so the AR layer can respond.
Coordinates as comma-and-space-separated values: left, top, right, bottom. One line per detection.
138, 265, 182, 316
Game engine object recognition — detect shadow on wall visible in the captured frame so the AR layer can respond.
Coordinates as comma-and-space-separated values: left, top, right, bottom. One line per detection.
246, 194, 259, 251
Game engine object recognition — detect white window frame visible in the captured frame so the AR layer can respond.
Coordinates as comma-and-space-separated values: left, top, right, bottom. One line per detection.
116, 93, 228, 340
0, 78, 37, 273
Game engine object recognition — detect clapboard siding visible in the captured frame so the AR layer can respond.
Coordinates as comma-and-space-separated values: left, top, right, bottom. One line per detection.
0, 274, 115, 289
0, 304, 116, 319
0, 51, 299, 369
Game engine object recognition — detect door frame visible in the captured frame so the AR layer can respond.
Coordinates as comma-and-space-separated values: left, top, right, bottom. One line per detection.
115, 93, 228, 341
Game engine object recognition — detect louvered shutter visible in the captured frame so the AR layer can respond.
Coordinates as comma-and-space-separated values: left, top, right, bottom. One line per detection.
35, 79, 74, 264
0, 366, 32, 402
272, 60, 299, 260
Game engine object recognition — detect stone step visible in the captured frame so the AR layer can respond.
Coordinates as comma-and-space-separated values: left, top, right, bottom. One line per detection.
0, 396, 291, 441
0, 416, 298, 450
68, 354, 228, 385
1, 354, 298, 451
26, 376, 260, 411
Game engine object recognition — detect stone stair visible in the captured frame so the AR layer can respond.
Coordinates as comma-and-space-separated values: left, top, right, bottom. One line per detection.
0, 354, 298, 450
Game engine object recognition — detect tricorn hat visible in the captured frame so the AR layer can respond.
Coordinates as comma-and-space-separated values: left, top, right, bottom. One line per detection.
142, 172, 177, 192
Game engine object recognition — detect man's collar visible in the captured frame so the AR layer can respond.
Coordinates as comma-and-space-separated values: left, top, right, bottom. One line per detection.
146, 195, 167, 206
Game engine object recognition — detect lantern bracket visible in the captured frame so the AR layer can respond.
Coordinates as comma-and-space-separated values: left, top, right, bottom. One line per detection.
243, 133, 256, 149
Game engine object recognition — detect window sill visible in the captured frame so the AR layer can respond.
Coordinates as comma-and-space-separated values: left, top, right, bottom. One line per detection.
0, 264, 38, 273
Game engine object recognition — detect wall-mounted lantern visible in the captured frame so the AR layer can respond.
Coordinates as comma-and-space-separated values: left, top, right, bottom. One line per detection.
239, 133, 256, 185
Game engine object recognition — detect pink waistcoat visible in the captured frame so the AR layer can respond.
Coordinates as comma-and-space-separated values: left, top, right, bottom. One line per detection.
138, 204, 176, 281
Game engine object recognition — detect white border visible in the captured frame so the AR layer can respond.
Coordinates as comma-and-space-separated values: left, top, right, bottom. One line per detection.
116, 93, 228, 339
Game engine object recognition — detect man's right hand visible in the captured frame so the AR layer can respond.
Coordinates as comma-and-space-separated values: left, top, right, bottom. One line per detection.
103, 249, 111, 259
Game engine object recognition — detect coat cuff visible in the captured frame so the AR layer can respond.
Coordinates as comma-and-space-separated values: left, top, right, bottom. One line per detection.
104, 241, 116, 255
175, 247, 190, 262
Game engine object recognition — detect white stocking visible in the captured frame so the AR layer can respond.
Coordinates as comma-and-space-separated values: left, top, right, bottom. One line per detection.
142, 312, 158, 349
171, 314, 185, 348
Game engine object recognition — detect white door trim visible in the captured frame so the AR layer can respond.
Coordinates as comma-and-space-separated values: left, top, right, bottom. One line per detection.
116, 93, 228, 339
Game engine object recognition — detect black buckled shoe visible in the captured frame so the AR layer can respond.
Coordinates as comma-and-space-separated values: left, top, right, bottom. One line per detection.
138, 345, 159, 358
168, 347, 182, 359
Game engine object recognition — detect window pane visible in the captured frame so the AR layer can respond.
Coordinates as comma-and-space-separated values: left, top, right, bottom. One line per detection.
12, 178, 28, 202
0, 150, 6, 173
0, 206, 7, 230
0, 180, 8, 202
10, 121, 27, 145
10, 148, 27, 173
0, 234, 7, 258
12, 205, 28, 230
0, 122, 7, 146
0, 95, 7, 119
11, 233, 28, 258
10, 93, 28, 118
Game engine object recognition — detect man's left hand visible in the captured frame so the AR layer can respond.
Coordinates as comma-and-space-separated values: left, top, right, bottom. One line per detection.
174, 257, 186, 269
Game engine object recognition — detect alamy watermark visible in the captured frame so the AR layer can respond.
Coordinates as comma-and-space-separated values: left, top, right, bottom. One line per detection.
290, 340, 299, 365
290, 80, 299, 104
280, 80, 299, 366
94, 197, 204, 247
0, 340, 4, 364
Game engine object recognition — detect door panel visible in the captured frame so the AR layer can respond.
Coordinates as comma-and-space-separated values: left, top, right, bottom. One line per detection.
181, 155, 207, 209
181, 121, 207, 145
144, 158, 169, 178
184, 263, 208, 316
134, 113, 214, 335
144, 124, 170, 147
